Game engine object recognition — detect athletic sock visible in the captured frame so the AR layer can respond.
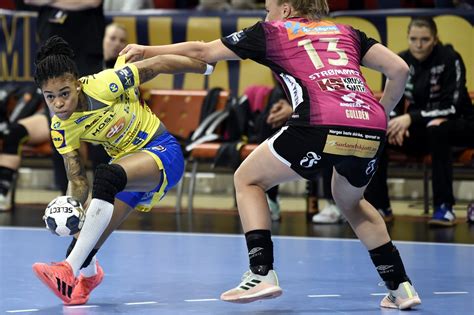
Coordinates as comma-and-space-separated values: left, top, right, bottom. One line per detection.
245, 229, 274, 276
80, 255, 98, 278
369, 241, 411, 290
66, 199, 113, 275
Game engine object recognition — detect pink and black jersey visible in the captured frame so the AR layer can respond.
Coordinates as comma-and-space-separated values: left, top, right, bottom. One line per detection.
221, 18, 387, 131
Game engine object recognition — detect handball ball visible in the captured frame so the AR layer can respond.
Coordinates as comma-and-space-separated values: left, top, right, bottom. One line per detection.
43, 196, 85, 237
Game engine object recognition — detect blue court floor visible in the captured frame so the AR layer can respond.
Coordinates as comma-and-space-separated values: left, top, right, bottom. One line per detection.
0, 227, 473, 314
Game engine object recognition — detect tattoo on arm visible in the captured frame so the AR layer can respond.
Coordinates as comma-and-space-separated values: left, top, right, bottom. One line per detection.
138, 67, 159, 84
63, 150, 89, 204
135, 55, 207, 84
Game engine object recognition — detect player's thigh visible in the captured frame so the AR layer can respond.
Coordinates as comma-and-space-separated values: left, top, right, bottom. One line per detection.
235, 140, 301, 191
19, 114, 50, 144
331, 167, 366, 211
114, 152, 162, 192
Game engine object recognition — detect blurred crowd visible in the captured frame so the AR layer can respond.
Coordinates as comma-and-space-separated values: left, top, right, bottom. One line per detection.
2, 0, 472, 11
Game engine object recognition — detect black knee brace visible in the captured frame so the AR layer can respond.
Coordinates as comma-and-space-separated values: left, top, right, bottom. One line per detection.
66, 238, 99, 269
0, 123, 28, 154
92, 164, 127, 204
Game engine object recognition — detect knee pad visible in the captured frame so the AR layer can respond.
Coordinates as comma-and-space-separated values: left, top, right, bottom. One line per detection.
0, 123, 28, 154
92, 164, 127, 204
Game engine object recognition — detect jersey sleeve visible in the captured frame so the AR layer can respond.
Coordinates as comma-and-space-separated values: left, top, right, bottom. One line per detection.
81, 64, 140, 102
221, 21, 266, 60
353, 28, 379, 62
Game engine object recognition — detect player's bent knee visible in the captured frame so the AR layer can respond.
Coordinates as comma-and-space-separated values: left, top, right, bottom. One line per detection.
92, 164, 127, 204
1, 123, 29, 154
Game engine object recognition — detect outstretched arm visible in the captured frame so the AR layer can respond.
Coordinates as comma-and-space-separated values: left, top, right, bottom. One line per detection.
121, 39, 240, 64
362, 43, 409, 115
132, 54, 214, 84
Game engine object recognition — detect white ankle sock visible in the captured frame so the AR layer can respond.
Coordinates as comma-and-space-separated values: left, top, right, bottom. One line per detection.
80, 255, 98, 278
66, 198, 113, 275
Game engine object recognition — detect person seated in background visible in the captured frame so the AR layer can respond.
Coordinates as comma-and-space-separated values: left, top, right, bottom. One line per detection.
365, 17, 473, 227
103, 23, 129, 68
0, 22, 129, 211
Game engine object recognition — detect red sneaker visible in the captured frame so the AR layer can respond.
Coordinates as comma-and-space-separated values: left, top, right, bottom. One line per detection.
32, 261, 76, 303
66, 261, 104, 305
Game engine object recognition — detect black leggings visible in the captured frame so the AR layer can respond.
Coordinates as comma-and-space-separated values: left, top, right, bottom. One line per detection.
365, 119, 474, 209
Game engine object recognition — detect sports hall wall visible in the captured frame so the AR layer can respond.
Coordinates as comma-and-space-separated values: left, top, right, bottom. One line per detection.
0, 9, 472, 96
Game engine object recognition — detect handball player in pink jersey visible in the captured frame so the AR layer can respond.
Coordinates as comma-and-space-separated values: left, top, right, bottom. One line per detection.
122, 0, 421, 309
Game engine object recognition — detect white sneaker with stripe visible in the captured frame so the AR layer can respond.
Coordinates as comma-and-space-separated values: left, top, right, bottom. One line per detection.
380, 281, 421, 310
220, 270, 282, 303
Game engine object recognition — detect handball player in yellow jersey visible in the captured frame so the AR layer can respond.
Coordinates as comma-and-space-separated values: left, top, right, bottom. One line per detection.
31, 35, 213, 305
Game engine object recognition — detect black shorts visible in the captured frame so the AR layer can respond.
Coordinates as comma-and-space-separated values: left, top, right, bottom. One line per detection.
268, 125, 386, 187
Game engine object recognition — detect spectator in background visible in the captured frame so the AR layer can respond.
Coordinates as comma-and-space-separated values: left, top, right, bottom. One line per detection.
103, 23, 129, 75
103, 23, 128, 68
0, 21, 127, 211
365, 17, 473, 227
103, 0, 154, 12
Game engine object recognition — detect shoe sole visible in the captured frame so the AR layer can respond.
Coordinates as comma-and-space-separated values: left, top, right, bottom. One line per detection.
221, 287, 283, 304
32, 264, 73, 303
398, 297, 422, 310
381, 296, 422, 310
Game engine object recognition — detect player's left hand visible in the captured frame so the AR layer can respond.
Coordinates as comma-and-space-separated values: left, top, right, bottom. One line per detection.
120, 44, 146, 63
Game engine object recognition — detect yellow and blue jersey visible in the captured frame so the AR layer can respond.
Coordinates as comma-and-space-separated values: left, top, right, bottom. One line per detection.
50, 57, 184, 212
50, 57, 160, 159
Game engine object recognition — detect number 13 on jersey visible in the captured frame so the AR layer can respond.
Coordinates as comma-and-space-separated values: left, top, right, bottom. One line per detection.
298, 38, 349, 70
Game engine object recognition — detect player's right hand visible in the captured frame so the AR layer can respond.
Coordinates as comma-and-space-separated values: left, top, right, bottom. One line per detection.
120, 44, 146, 63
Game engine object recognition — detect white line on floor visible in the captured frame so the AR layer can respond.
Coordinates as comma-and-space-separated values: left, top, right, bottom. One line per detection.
184, 298, 219, 302
2, 227, 473, 247
370, 293, 387, 296
65, 305, 99, 309
124, 301, 158, 305
307, 294, 341, 298
433, 291, 469, 295
6, 309, 39, 313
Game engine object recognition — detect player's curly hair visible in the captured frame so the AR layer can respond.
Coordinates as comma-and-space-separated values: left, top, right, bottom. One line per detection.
34, 35, 79, 87
279, 0, 329, 19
